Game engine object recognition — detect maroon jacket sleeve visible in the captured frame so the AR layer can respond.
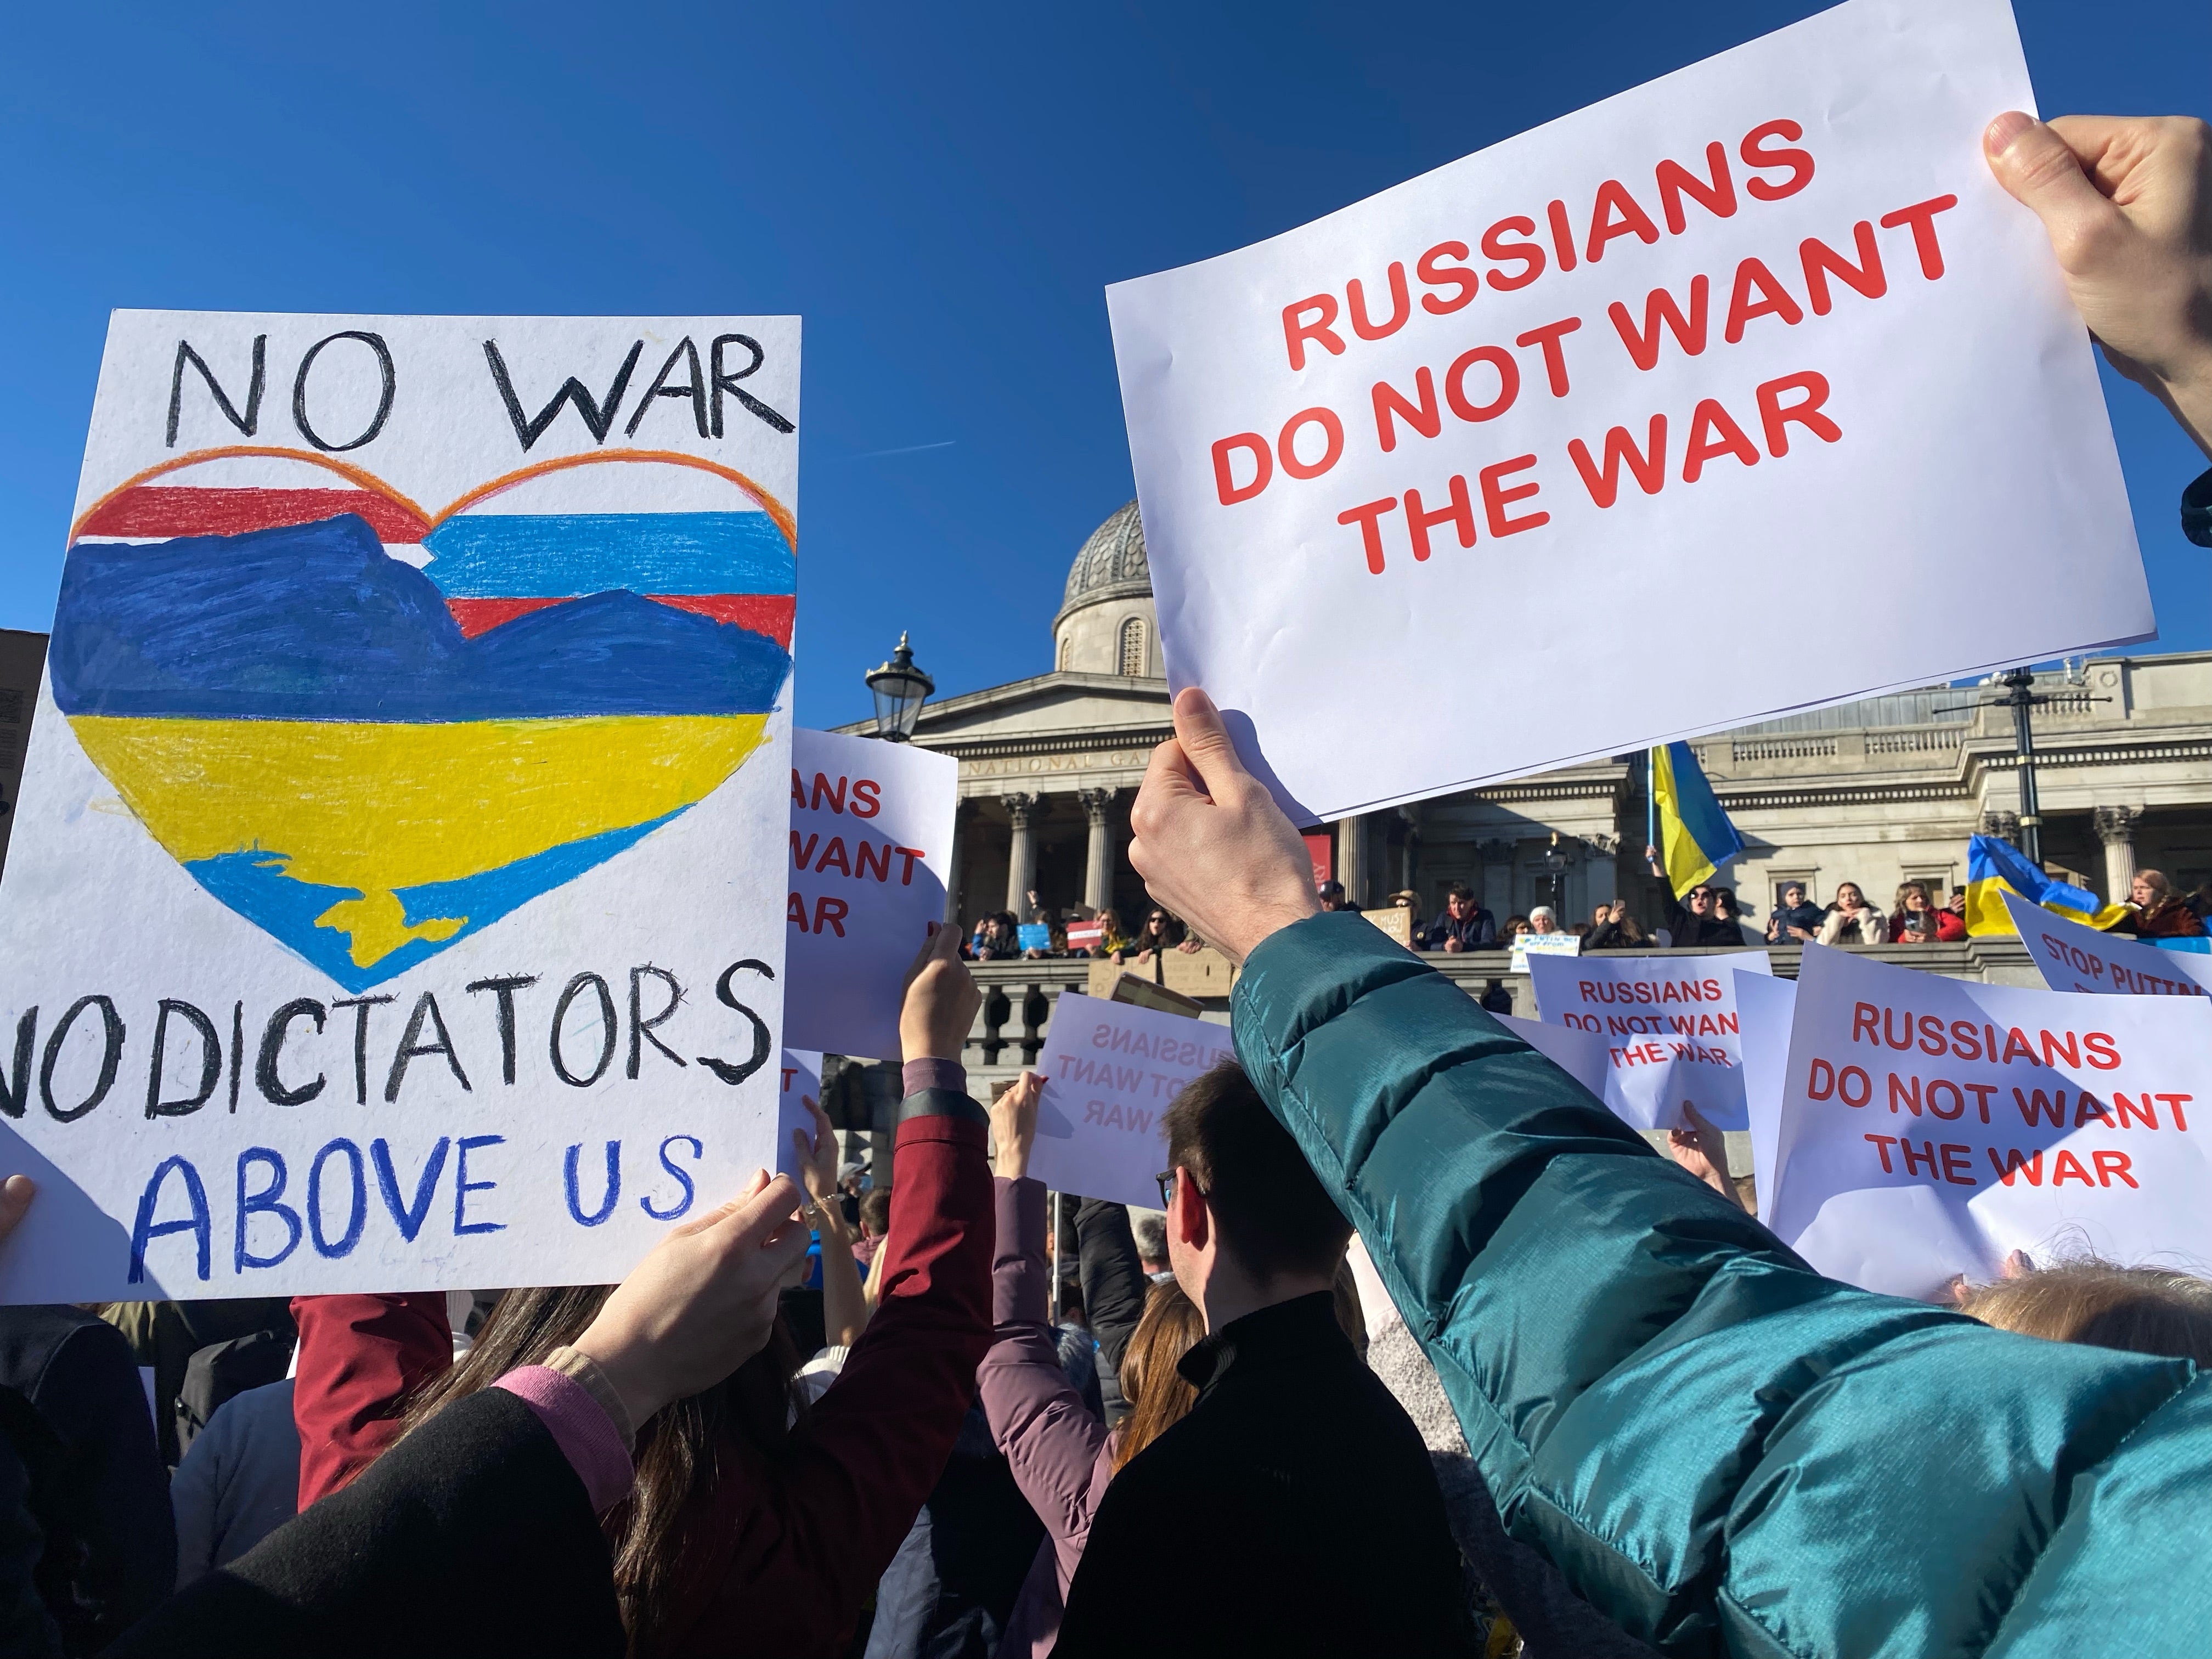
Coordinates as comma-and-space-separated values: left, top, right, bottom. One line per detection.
290, 1293, 452, 1509
664, 1105, 995, 1658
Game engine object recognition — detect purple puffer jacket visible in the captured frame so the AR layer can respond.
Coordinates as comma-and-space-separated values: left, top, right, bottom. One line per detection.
977, 1176, 1118, 1659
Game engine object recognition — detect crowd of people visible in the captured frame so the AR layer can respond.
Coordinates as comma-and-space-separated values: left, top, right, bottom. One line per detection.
0, 105, 2205, 1659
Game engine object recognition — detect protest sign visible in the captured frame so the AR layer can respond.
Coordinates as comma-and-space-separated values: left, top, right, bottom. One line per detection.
776, 1049, 825, 1182
1366, 905, 1415, 948
1030, 991, 1234, 1209
0, 311, 799, 1303
1734, 969, 1798, 1225
2004, 889, 2212, 1001
1767, 944, 2212, 1299
1527, 950, 1773, 1130
1017, 924, 1053, 953
1106, 0, 2149, 823
1509, 931, 1580, 973
1066, 919, 1105, 954
786, 729, 957, 1060
1497, 1011, 1611, 1101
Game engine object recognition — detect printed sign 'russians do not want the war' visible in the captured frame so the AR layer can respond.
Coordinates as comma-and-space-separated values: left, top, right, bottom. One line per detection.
0, 312, 801, 1303
1030, 992, 1235, 1211
1106, 0, 2151, 823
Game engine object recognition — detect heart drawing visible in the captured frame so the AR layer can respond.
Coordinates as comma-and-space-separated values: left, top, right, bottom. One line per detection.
48, 447, 796, 992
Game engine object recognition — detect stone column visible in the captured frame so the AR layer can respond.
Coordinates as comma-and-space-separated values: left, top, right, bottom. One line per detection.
2095, 805, 2142, 902
941, 798, 967, 926
1476, 838, 1516, 922
1001, 792, 1040, 915
1077, 788, 1116, 913
1336, 814, 1368, 906
1396, 803, 1423, 895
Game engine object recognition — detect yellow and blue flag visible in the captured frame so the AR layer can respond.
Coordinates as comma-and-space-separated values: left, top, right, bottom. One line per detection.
1649, 741, 1743, 899
1963, 834, 2130, 935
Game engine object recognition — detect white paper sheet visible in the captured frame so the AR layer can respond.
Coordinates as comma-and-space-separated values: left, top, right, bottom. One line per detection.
1734, 969, 1799, 1226
1106, 0, 2150, 822
1767, 944, 2212, 1299
0, 311, 799, 1301
1527, 951, 1773, 1130
785, 730, 958, 1062
1029, 992, 1235, 1210
1496, 1011, 1612, 1101
2004, 890, 2212, 1001
777, 1049, 826, 1183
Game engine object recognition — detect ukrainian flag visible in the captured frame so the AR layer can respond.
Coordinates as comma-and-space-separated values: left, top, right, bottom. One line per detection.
1649, 742, 1743, 899
1963, 833, 2130, 935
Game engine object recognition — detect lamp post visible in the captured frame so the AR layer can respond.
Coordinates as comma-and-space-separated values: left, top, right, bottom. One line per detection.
1997, 667, 2044, 867
865, 632, 934, 743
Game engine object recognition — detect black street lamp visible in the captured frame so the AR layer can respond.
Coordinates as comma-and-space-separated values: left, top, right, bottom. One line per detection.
1996, 668, 2045, 868
865, 632, 934, 742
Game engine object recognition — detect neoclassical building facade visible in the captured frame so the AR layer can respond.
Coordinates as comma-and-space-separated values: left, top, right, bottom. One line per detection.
846, 503, 2212, 935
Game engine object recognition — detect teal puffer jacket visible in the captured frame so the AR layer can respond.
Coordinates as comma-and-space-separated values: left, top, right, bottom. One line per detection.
1232, 913, 2212, 1656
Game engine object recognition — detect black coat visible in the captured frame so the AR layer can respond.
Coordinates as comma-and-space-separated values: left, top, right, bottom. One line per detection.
0, 1308, 173, 1655
1056, 1293, 1476, 1657
1074, 1198, 1148, 1426
109, 1389, 620, 1659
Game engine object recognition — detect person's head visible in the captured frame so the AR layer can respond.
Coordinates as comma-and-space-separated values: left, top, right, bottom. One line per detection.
1445, 882, 1476, 921
1897, 881, 1931, 914
2134, 868, 2179, 907
1158, 1059, 1352, 1324
1619, 915, 1647, 945
1143, 908, 1173, 939
1685, 883, 1712, 915
1112, 1279, 1207, 1472
1712, 887, 1739, 920
1959, 1259, 2212, 1366
1593, 902, 1611, 924
1317, 880, 1349, 911
1501, 915, 1530, 939
1057, 1276, 1087, 1327
838, 1160, 865, 1194
858, 1188, 891, 1240
1387, 889, 1420, 919
1782, 882, 1807, 909
1132, 1212, 1169, 1273
1097, 907, 1122, 936
1834, 882, 1865, 911
1528, 906, 1556, 934
404, 1284, 805, 1650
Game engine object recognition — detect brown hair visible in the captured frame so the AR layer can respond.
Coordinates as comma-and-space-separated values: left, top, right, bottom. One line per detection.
1163, 1059, 1352, 1282
858, 1188, 891, 1238
1111, 1279, 1205, 1472
399, 1285, 806, 1655
1959, 1259, 2212, 1366
2136, 868, 2180, 904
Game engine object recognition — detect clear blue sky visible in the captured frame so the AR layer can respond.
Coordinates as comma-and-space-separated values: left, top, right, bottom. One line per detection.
1, 1, 2204, 729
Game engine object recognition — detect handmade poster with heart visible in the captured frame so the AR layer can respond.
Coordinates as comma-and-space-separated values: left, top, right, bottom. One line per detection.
0, 312, 802, 1304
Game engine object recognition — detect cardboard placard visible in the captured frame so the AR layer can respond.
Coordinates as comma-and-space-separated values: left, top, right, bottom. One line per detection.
0, 311, 798, 1301
1105, 0, 2148, 822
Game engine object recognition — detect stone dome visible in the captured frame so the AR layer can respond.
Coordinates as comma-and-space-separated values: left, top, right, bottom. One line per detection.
1058, 500, 1151, 619
1052, 501, 1160, 678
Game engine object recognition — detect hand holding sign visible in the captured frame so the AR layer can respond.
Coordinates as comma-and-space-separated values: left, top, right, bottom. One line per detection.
572, 1169, 811, 1429
1983, 113, 2212, 455
900, 922, 982, 1065
990, 1072, 1042, 1180
1127, 687, 1320, 964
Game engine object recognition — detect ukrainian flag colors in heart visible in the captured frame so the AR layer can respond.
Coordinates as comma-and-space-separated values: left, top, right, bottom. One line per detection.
52, 449, 794, 992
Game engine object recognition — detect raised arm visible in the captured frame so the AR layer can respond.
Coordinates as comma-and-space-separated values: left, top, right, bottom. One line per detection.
1128, 686, 2210, 1656
975, 1073, 1111, 1600
793, 1093, 870, 1353
661, 923, 996, 1657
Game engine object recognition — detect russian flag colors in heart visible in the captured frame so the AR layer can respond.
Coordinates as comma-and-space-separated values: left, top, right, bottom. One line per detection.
50, 448, 795, 992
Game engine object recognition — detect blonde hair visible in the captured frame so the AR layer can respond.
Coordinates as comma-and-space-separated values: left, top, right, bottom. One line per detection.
1959, 1259, 2212, 1365
1113, 1280, 1206, 1472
